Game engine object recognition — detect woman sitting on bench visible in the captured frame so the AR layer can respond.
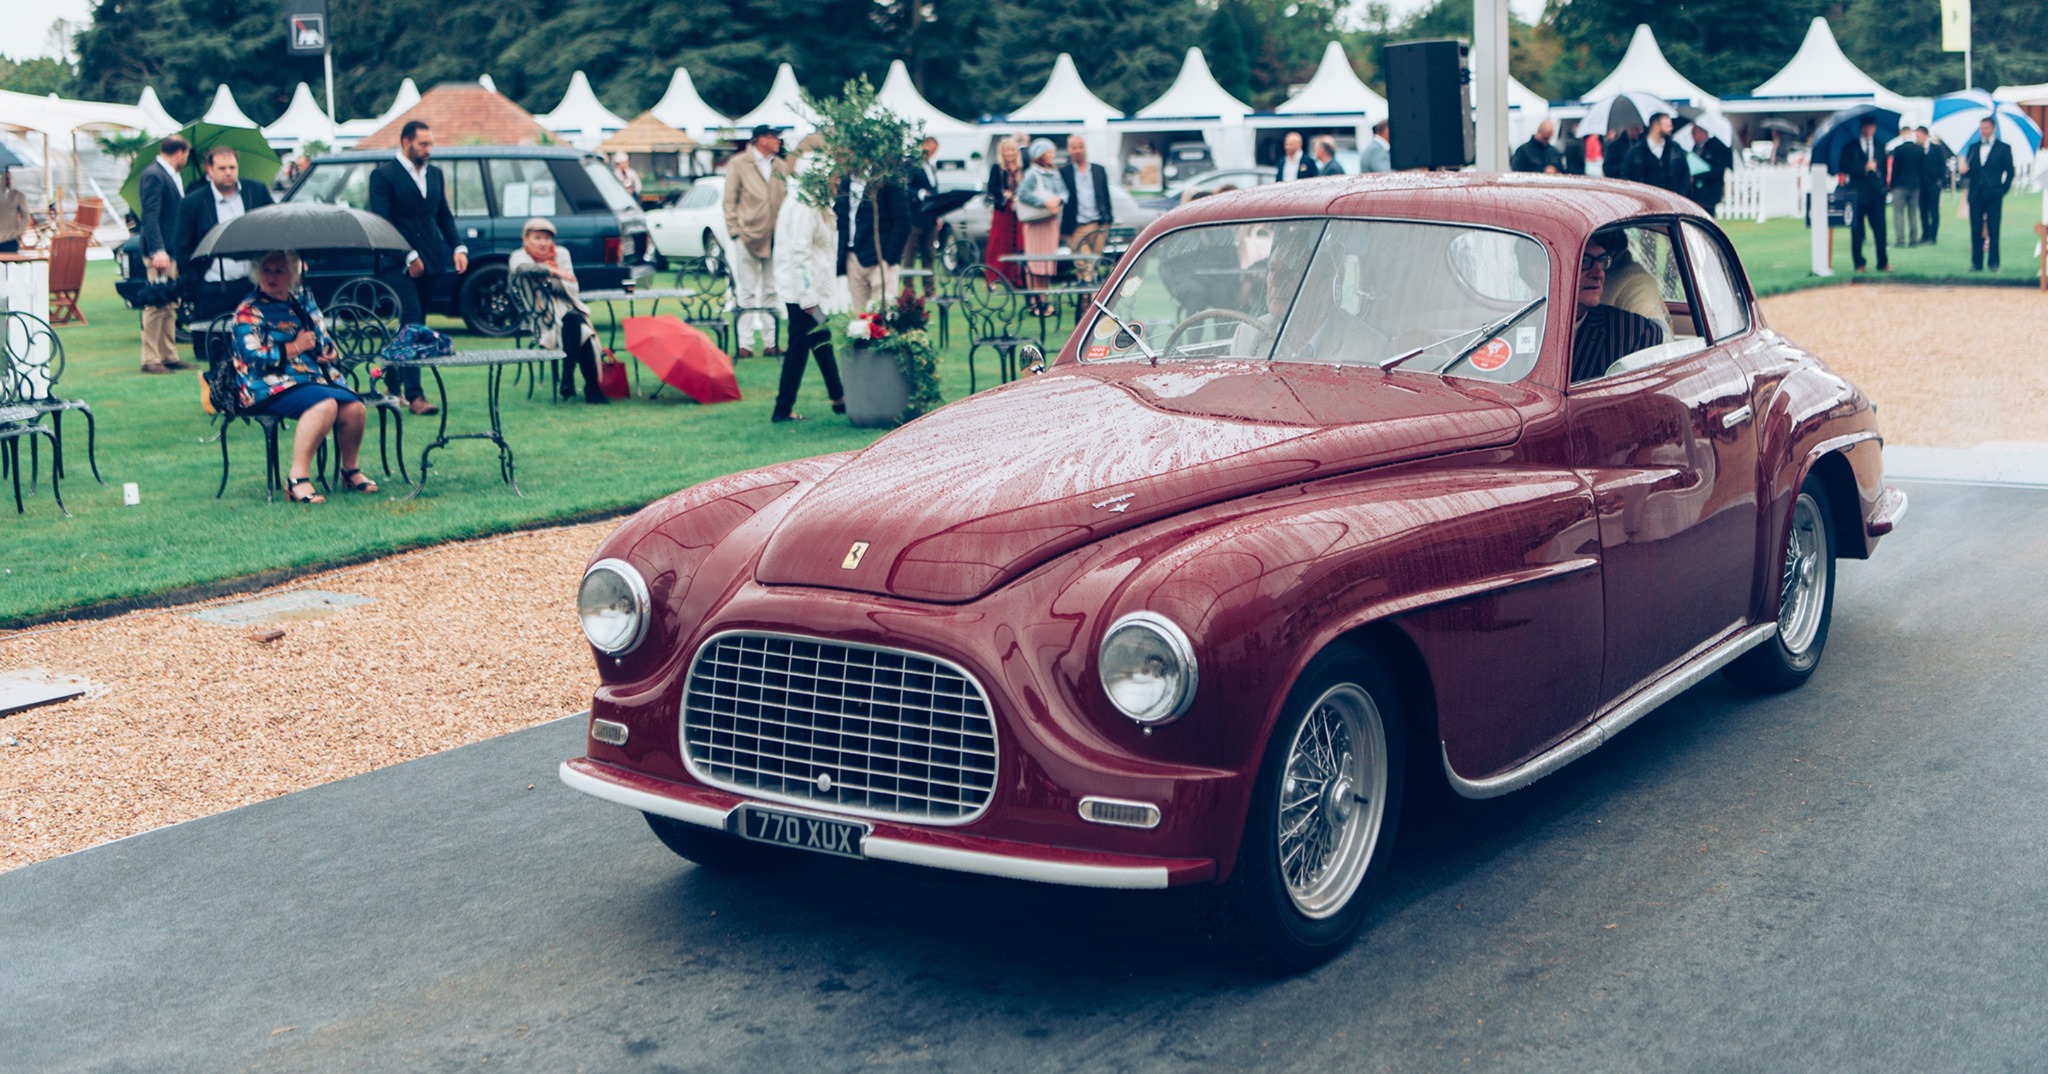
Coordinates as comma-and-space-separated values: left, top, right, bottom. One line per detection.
229, 250, 376, 503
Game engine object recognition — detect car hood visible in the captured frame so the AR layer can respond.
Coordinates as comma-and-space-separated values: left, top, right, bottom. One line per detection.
753, 363, 1526, 603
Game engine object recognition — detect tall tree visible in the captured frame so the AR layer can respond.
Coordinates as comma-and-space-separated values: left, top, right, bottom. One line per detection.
1204, 1, 1257, 105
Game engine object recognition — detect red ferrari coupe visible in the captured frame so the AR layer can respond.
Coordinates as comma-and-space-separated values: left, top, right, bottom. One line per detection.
561, 173, 1907, 970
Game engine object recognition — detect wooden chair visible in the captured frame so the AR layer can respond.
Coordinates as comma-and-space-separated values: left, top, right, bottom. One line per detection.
2035, 223, 2046, 292
61, 197, 103, 236
46, 232, 88, 325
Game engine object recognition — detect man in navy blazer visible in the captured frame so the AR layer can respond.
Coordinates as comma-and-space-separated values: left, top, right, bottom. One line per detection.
901, 136, 941, 297
834, 179, 909, 313
368, 120, 467, 411
173, 144, 274, 364
1960, 117, 2015, 271
136, 134, 189, 373
1275, 132, 1317, 181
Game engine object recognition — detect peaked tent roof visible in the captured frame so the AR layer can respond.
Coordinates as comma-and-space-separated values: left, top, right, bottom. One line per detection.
1749, 18, 1904, 103
877, 59, 975, 134
1581, 24, 1715, 106
536, 70, 630, 145
478, 74, 497, 94
1276, 42, 1388, 118
0, 87, 167, 140
200, 84, 260, 128
355, 83, 552, 150
650, 67, 729, 137
599, 111, 697, 154
384, 78, 422, 120
1006, 53, 1122, 127
136, 86, 179, 132
1995, 82, 2048, 106
263, 82, 335, 148
735, 63, 817, 136
1136, 47, 1253, 122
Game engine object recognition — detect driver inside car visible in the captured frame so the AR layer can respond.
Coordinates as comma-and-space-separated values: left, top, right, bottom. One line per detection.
1233, 241, 1389, 363
1570, 236, 1665, 383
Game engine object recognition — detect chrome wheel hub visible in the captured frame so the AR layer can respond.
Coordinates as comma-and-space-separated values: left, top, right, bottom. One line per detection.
1778, 492, 1828, 659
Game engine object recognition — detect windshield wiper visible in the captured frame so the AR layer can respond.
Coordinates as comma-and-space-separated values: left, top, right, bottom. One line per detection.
1379, 296, 1546, 376
1089, 296, 1160, 364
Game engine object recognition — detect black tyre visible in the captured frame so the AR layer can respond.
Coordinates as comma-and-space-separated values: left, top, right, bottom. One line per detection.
1192, 643, 1407, 972
643, 812, 783, 869
1726, 474, 1836, 693
458, 263, 518, 337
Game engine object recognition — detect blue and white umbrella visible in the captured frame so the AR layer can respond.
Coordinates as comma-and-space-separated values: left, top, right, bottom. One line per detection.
1811, 104, 1901, 176
1930, 89, 2042, 169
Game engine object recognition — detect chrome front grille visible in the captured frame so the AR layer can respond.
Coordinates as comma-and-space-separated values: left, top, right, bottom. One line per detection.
681, 632, 998, 823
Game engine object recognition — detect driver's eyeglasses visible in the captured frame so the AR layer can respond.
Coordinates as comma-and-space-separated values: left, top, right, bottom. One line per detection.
1581, 253, 1614, 271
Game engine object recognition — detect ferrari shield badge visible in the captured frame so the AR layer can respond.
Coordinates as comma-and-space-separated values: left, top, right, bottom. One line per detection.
842, 541, 870, 570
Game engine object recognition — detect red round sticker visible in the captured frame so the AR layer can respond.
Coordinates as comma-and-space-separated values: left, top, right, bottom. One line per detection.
1469, 338, 1512, 372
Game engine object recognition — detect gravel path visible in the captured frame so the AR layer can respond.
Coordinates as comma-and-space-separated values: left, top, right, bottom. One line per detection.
3, 283, 2043, 872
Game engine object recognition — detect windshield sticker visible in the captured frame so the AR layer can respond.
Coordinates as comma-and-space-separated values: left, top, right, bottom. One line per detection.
1086, 344, 1110, 359
1515, 326, 1537, 354
1091, 318, 1115, 341
1469, 338, 1513, 372
1120, 276, 1143, 299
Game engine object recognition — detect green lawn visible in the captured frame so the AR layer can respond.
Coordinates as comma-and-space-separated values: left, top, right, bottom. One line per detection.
6, 196, 2041, 626
1726, 189, 2042, 296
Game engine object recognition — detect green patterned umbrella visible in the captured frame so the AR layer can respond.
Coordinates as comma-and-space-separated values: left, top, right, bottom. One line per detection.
120, 122, 280, 207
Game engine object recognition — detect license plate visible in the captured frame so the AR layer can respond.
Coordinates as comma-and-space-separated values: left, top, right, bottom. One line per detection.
733, 804, 869, 860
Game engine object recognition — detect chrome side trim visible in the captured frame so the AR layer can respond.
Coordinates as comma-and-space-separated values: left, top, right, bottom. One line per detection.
1442, 622, 1779, 799
559, 761, 729, 829
558, 762, 1174, 890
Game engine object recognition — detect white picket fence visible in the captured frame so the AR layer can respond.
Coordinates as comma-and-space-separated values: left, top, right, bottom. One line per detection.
1718, 166, 1807, 223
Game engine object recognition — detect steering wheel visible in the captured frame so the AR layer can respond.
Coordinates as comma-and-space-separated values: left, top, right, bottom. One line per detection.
1163, 307, 1270, 358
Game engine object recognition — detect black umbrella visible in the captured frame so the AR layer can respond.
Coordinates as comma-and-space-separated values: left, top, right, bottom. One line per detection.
191, 202, 412, 259
928, 188, 980, 218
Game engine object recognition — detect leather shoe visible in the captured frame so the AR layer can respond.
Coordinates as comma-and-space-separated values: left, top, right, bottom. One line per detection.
765, 345, 782, 356
771, 413, 806, 423
736, 347, 753, 359
140, 362, 171, 374
408, 397, 438, 416
163, 357, 194, 370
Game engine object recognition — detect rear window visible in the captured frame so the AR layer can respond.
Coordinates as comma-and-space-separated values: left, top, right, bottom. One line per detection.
573, 160, 638, 214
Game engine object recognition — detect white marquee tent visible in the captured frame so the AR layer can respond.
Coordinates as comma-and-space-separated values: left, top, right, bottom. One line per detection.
0, 87, 174, 221
137, 86, 179, 132
990, 53, 1123, 165
1274, 42, 1387, 121
1118, 47, 1255, 181
334, 78, 421, 147
1577, 24, 1715, 108
650, 67, 730, 140
200, 84, 260, 129
735, 63, 817, 139
877, 59, 982, 163
262, 82, 336, 153
479, 73, 498, 94
536, 70, 630, 150
1727, 17, 1914, 118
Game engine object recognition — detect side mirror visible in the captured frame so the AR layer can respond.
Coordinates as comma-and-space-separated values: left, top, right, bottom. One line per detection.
1018, 342, 1046, 375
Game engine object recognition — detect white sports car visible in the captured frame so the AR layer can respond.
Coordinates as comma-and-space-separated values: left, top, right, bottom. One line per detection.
644, 176, 732, 269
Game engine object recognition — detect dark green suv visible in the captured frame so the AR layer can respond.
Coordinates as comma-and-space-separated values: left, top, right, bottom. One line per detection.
285, 145, 652, 335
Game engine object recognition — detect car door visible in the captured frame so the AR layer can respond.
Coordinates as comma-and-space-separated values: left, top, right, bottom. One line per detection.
1565, 219, 1762, 704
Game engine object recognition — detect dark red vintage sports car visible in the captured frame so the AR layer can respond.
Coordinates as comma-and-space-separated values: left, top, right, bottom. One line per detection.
562, 173, 1907, 970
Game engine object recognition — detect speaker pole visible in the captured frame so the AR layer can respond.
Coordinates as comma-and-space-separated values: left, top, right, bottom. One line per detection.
1472, 0, 1510, 171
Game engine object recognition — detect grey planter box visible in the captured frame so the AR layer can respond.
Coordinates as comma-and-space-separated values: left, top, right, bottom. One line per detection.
841, 346, 910, 428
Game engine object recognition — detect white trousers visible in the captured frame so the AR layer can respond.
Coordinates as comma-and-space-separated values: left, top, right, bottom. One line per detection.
729, 247, 781, 350
845, 262, 899, 315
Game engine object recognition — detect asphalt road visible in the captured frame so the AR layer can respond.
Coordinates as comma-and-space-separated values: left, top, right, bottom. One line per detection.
5, 480, 2045, 1074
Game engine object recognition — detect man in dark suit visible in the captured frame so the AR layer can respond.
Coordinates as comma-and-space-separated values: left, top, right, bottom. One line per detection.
1836, 116, 1888, 272
1275, 132, 1316, 182
1510, 120, 1564, 173
1058, 134, 1115, 284
901, 136, 940, 297
173, 144, 274, 364
1918, 128, 1948, 244
368, 120, 467, 412
1960, 117, 2015, 271
835, 178, 909, 313
1685, 123, 1732, 215
137, 133, 189, 373
1888, 127, 1925, 247
1622, 114, 1689, 198
1311, 135, 1344, 176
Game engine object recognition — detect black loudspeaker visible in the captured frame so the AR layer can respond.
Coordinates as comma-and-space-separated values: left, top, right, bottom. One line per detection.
1384, 38, 1475, 170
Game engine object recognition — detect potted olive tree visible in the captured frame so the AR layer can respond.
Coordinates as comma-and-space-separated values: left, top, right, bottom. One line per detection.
796, 78, 941, 428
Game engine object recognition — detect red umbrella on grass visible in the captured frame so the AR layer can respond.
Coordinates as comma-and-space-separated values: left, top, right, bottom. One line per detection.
622, 317, 741, 404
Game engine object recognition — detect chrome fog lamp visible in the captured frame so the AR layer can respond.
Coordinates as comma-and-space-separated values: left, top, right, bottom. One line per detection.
1098, 612, 1197, 725
578, 559, 650, 655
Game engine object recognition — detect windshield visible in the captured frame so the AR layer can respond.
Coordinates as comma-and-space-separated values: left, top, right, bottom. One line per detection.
1085, 218, 1550, 383
581, 159, 641, 213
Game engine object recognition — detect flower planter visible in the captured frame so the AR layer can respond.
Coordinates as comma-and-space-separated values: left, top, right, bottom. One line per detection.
841, 345, 911, 428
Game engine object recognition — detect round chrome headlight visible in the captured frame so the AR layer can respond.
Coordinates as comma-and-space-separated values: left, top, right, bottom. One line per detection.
578, 558, 649, 655
1098, 612, 1198, 725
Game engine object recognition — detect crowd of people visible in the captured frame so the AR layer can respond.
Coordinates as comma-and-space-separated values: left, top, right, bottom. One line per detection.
1510, 111, 2022, 273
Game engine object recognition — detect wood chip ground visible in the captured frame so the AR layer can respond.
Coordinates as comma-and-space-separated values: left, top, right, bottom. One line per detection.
3, 283, 2044, 872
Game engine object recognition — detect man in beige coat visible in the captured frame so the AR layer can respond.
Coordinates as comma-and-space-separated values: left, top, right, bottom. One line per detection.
723, 124, 790, 357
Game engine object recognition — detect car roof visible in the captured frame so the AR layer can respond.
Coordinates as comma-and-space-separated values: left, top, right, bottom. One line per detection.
310, 145, 591, 163
1156, 171, 1712, 250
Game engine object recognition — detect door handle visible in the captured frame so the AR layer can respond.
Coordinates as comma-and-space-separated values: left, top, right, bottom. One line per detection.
1720, 404, 1753, 429
467, 228, 481, 238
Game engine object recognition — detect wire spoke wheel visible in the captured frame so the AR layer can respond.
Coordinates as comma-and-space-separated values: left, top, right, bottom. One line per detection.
1777, 491, 1828, 661
1276, 683, 1388, 919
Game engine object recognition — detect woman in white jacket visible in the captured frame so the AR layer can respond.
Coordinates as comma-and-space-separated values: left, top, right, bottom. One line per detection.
770, 138, 846, 423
